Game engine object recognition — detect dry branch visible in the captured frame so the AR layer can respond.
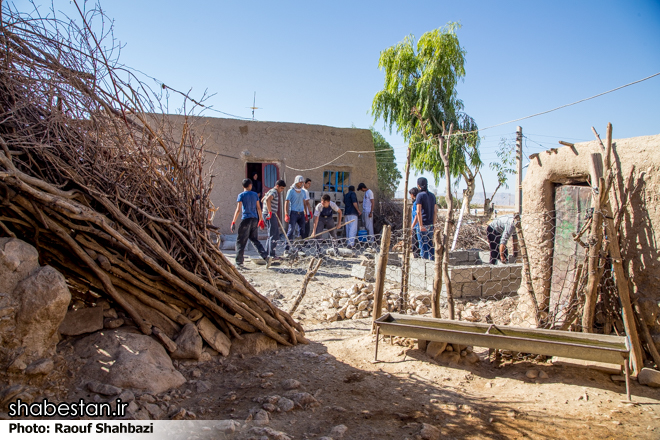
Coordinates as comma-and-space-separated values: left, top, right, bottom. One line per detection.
0, 3, 303, 348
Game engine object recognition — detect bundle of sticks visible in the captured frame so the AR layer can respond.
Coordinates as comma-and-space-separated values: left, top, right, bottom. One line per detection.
0, 3, 305, 346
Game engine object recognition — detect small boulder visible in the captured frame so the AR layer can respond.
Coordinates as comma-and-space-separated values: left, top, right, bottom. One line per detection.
75, 329, 186, 395
171, 323, 203, 360
638, 368, 660, 388
525, 370, 539, 379
196, 380, 211, 393
59, 307, 104, 336
87, 382, 122, 396
330, 424, 348, 439
231, 332, 277, 357
426, 342, 447, 359
420, 423, 441, 440
104, 318, 124, 329
24, 359, 55, 376
281, 379, 301, 390
277, 397, 295, 412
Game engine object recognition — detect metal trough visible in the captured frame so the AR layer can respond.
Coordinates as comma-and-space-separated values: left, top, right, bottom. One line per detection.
373, 313, 632, 399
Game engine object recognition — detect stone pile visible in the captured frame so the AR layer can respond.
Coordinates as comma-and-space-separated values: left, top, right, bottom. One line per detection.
321, 283, 433, 321
424, 341, 480, 365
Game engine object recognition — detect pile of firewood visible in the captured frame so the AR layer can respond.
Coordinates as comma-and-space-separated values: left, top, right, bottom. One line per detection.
0, 3, 305, 346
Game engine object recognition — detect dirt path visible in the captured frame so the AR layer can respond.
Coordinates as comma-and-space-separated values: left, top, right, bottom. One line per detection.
167, 260, 660, 439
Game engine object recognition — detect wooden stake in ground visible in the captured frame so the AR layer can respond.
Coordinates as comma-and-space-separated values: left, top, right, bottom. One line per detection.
372, 225, 391, 330
289, 258, 322, 314
513, 213, 541, 327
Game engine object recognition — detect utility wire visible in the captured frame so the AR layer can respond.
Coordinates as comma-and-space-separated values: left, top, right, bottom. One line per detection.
286, 71, 660, 172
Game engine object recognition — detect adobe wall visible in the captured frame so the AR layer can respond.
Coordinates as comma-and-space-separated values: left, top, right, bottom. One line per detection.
519, 134, 660, 334
165, 115, 378, 235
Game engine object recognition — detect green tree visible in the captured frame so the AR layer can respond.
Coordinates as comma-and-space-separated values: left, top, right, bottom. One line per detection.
371, 23, 481, 208
478, 137, 516, 213
370, 127, 402, 198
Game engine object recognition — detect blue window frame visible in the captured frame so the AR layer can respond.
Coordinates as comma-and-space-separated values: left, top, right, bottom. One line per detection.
323, 170, 350, 192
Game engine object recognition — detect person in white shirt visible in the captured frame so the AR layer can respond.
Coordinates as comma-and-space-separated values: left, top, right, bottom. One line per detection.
358, 182, 374, 242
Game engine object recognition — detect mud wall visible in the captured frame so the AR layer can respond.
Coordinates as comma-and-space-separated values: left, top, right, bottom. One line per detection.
521, 134, 660, 333
165, 115, 378, 234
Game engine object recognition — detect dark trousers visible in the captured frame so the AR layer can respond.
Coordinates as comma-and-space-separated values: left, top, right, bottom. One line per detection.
313, 216, 338, 256
265, 216, 280, 257
487, 226, 508, 265
236, 218, 268, 264
286, 211, 305, 250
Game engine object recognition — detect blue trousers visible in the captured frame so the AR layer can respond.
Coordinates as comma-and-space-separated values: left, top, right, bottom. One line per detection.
417, 226, 435, 261
286, 211, 305, 250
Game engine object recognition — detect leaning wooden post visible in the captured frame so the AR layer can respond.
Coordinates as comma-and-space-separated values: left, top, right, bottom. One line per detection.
372, 225, 391, 331
513, 213, 541, 327
432, 227, 443, 318
582, 153, 604, 333
289, 258, 322, 314
602, 204, 644, 374
438, 124, 455, 320
399, 145, 413, 312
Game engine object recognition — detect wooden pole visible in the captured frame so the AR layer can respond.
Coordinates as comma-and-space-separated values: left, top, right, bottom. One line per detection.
513, 213, 541, 327
372, 225, 391, 330
439, 124, 455, 320
288, 258, 322, 314
602, 204, 644, 374
432, 227, 443, 318
582, 154, 604, 333
399, 145, 412, 312
515, 126, 523, 215
634, 301, 660, 367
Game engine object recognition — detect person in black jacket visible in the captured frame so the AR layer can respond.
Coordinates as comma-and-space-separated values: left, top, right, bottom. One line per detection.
343, 185, 361, 248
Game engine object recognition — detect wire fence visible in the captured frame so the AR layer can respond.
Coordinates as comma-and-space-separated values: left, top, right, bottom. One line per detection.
231, 207, 625, 339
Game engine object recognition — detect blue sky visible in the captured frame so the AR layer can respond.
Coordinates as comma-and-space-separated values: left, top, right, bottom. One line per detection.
12, 0, 660, 195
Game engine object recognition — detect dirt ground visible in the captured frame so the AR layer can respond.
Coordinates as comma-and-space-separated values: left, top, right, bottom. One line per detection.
12, 248, 657, 439
186, 251, 660, 439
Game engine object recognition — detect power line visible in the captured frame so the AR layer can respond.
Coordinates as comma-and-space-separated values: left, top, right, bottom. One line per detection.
287, 71, 660, 172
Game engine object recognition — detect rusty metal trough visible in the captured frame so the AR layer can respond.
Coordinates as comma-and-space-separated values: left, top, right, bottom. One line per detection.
373, 313, 632, 400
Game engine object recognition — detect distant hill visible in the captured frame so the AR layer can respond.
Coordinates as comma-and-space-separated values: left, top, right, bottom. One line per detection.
471, 192, 514, 206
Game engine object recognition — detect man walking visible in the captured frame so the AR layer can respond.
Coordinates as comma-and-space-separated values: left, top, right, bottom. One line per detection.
284, 175, 307, 251
231, 178, 268, 266
343, 185, 361, 248
262, 179, 286, 258
411, 177, 437, 260
486, 215, 519, 264
358, 183, 375, 242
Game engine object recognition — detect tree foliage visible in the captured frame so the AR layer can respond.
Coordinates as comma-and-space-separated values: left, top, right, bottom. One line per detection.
371, 23, 480, 186
370, 127, 402, 199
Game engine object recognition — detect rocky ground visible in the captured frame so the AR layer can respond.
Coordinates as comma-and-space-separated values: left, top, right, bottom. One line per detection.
2, 243, 659, 440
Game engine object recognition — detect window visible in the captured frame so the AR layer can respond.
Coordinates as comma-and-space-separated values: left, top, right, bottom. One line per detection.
323, 170, 350, 192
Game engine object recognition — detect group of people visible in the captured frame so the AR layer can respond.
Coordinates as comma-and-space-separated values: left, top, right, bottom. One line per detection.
231, 175, 375, 266
407, 176, 518, 264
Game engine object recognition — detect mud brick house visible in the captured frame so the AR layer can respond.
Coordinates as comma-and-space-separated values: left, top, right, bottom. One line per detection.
166, 115, 378, 235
